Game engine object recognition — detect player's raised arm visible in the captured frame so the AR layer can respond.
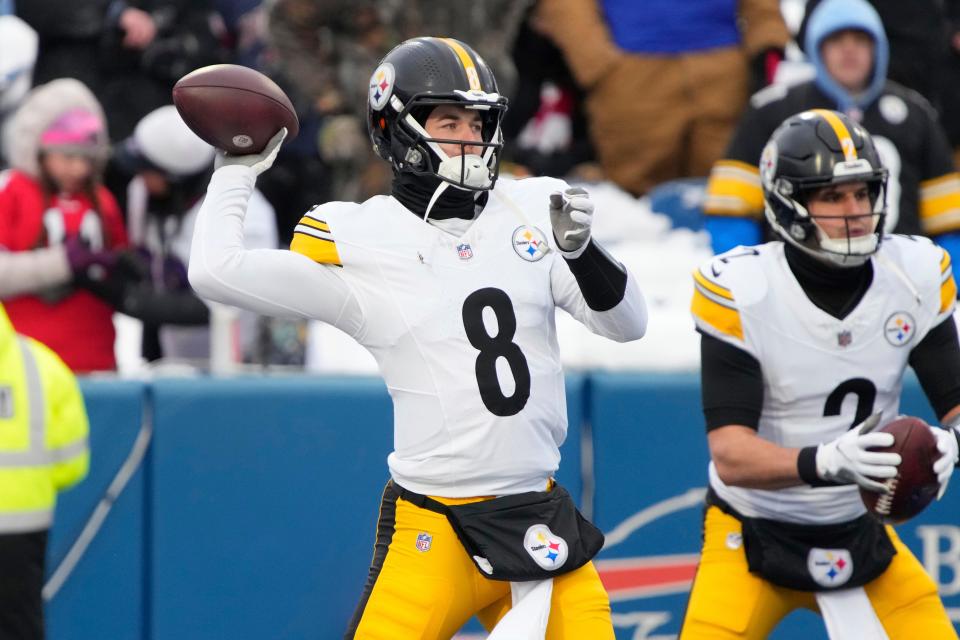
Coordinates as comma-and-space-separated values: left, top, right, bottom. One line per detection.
548, 187, 647, 341
188, 130, 362, 334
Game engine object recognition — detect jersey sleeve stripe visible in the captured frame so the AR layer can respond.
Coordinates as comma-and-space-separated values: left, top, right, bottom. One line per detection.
298, 217, 331, 233
693, 269, 734, 301
704, 161, 763, 217
940, 276, 957, 314
920, 173, 960, 234
293, 224, 333, 242
691, 285, 744, 340
921, 172, 960, 193
290, 228, 342, 266
941, 250, 957, 314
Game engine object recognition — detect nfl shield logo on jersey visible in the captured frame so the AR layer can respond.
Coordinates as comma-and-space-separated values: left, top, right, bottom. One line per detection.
456, 243, 473, 260
416, 532, 432, 553
837, 330, 852, 347
807, 548, 853, 587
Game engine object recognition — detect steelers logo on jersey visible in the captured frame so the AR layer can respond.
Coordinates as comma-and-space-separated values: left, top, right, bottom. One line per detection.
512, 225, 549, 262
884, 311, 915, 346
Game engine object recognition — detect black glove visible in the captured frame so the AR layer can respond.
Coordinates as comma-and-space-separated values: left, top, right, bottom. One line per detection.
75, 249, 150, 309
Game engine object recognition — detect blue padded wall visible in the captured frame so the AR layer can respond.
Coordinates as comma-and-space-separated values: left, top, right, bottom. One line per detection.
42, 373, 958, 639
47, 379, 147, 640
149, 375, 394, 639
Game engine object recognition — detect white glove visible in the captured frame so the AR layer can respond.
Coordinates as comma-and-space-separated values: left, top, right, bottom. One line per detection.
549, 187, 594, 254
215, 128, 287, 176
932, 425, 959, 500
815, 413, 901, 493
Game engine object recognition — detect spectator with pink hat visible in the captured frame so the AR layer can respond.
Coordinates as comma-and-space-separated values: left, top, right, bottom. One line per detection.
0, 78, 128, 372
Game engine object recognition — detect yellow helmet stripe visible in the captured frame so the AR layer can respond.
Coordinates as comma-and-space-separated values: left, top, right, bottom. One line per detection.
440, 37, 481, 91
811, 109, 858, 161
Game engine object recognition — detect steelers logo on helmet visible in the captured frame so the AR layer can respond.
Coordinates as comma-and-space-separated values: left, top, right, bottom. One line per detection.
368, 63, 395, 112
759, 141, 778, 191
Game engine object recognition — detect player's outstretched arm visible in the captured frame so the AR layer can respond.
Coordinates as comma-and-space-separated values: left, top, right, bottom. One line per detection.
188, 132, 362, 334
549, 187, 647, 341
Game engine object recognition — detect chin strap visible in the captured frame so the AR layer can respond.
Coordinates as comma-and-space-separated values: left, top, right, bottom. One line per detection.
423, 181, 451, 222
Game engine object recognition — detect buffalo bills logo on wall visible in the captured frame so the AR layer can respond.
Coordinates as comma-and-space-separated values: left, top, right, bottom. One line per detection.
368, 63, 395, 111
884, 311, 915, 346
807, 548, 853, 588
512, 226, 549, 262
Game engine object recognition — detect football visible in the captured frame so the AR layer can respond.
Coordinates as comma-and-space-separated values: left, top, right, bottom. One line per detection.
172, 64, 299, 155
860, 415, 940, 523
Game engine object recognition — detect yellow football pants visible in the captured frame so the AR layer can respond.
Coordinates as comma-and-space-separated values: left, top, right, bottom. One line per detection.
346, 481, 614, 639
680, 506, 958, 639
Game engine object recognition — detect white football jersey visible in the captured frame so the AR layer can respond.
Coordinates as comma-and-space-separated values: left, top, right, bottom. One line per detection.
189, 167, 647, 497
691, 236, 957, 524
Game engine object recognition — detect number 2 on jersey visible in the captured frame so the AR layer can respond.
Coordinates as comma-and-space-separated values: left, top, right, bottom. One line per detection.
462, 288, 531, 416
823, 378, 877, 429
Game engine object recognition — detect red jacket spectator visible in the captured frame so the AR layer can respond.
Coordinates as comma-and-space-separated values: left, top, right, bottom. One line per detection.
0, 78, 127, 372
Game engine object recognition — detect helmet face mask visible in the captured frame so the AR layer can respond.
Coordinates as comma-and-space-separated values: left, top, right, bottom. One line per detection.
389, 94, 506, 191
367, 38, 508, 197
761, 110, 888, 267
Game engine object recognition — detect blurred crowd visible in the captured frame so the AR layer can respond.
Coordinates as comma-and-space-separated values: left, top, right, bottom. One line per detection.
2, 0, 960, 376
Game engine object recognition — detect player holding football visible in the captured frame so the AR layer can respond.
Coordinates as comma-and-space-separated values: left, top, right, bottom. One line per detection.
188, 37, 647, 638
683, 109, 960, 639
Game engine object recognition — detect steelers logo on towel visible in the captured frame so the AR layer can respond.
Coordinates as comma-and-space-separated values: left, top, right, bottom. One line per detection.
884, 311, 915, 347
524, 524, 568, 570
368, 63, 395, 111
807, 548, 853, 587
512, 226, 549, 262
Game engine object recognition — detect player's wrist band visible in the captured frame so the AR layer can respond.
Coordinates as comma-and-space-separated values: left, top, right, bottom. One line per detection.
797, 446, 831, 486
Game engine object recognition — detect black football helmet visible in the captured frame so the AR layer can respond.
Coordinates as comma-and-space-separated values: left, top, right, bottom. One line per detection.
367, 37, 507, 194
761, 109, 888, 266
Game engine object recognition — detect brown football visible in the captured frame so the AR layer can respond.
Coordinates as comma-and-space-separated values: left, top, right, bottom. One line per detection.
172, 64, 299, 155
859, 415, 940, 524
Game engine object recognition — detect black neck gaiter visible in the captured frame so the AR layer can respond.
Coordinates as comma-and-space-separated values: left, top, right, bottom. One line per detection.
391, 172, 487, 221
784, 243, 873, 320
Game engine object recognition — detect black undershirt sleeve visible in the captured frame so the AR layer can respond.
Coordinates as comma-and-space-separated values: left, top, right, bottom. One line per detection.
561, 239, 628, 311
908, 317, 960, 420
699, 331, 764, 431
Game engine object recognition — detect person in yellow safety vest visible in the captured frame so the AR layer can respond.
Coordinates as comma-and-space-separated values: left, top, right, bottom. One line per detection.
0, 301, 89, 639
